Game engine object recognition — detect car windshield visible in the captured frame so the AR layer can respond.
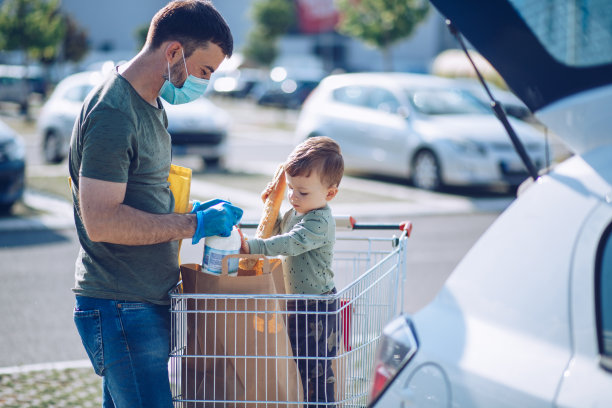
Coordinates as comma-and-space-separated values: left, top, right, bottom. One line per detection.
430, 0, 612, 111
406, 89, 490, 115
508, 0, 612, 67
62, 84, 94, 103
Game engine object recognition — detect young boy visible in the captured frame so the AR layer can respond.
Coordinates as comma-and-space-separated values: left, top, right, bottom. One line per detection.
240, 136, 344, 407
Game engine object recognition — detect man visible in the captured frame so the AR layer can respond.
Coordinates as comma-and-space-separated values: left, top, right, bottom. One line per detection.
68, 1, 241, 407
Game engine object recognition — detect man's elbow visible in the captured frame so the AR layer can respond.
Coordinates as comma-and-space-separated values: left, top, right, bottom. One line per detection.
81, 208, 113, 242
83, 221, 108, 242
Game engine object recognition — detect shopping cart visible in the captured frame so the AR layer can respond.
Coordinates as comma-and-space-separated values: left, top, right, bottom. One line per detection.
169, 218, 412, 407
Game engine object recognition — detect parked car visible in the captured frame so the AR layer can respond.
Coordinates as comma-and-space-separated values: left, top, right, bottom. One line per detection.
369, 0, 612, 407
0, 119, 25, 213
252, 77, 320, 110
0, 64, 45, 114
250, 65, 324, 110
454, 77, 534, 122
210, 67, 267, 99
37, 70, 230, 168
295, 72, 548, 191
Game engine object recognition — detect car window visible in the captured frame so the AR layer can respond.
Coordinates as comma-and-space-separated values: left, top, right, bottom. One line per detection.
508, 0, 612, 67
64, 85, 93, 103
367, 88, 401, 113
597, 222, 612, 370
407, 89, 490, 115
333, 86, 369, 108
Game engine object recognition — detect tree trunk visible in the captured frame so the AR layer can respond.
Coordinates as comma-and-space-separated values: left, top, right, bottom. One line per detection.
381, 46, 394, 72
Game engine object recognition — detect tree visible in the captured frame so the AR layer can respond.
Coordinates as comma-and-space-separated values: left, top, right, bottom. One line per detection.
62, 14, 89, 64
252, 0, 295, 38
243, 0, 295, 67
134, 23, 149, 51
243, 27, 278, 67
0, 0, 65, 116
335, 0, 429, 71
0, 0, 65, 63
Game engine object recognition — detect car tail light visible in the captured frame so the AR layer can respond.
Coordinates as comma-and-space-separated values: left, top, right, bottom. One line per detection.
368, 315, 418, 405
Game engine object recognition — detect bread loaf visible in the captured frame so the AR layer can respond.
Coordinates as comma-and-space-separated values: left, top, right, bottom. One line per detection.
239, 163, 286, 274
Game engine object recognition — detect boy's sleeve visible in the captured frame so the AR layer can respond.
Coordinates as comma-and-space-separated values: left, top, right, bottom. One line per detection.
248, 212, 329, 257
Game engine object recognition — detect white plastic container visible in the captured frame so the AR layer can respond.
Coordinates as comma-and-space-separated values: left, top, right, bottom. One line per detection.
202, 226, 241, 275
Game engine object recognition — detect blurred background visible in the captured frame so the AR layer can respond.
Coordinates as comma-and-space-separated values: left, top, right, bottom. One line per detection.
0, 1, 574, 405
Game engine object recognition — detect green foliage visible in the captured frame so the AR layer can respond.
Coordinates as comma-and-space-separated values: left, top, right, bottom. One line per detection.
251, 0, 295, 37
336, 0, 429, 50
134, 23, 149, 52
243, 0, 295, 67
243, 27, 278, 67
61, 14, 89, 63
0, 0, 66, 61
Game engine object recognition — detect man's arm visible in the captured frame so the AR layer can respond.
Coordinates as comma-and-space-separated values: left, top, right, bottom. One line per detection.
79, 176, 196, 245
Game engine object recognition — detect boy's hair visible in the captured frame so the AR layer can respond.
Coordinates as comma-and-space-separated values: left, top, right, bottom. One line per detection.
284, 136, 344, 188
146, 0, 233, 58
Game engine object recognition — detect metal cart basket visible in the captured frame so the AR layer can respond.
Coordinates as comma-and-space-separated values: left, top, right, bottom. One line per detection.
170, 222, 410, 407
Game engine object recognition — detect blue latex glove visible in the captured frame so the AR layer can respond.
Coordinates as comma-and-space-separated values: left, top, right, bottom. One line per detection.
192, 202, 244, 244
190, 198, 230, 214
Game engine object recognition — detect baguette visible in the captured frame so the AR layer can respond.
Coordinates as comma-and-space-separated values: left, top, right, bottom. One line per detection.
239, 163, 286, 274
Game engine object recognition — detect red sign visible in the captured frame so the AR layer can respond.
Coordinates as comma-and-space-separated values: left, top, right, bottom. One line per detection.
296, 0, 340, 33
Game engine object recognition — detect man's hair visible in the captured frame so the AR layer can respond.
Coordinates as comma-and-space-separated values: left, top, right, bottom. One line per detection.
146, 0, 233, 58
284, 136, 344, 188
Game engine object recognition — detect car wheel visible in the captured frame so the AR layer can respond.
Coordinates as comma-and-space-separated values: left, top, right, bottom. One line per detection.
0, 202, 14, 214
412, 150, 442, 191
203, 157, 223, 170
43, 132, 64, 164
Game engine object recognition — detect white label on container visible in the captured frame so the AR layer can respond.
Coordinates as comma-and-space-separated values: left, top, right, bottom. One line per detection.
203, 246, 238, 275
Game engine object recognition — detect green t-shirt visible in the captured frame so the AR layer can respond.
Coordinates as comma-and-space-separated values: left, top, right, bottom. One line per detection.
69, 70, 179, 305
247, 205, 336, 295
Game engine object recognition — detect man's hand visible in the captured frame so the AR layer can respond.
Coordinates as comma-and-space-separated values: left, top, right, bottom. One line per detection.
190, 198, 229, 213
192, 202, 244, 244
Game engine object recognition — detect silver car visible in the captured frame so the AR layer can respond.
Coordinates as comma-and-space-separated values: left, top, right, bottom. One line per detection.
37, 70, 230, 168
295, 72, 548, 191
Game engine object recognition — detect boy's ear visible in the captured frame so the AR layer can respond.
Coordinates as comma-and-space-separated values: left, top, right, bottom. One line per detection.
326, 186, 338, 201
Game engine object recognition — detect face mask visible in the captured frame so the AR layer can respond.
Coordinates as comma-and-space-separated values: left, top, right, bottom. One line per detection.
159, 49, 209, 104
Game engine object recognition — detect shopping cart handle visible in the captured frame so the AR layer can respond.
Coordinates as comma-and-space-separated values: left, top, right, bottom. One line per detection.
241, 217, 413, 237
400, 221, 413, 237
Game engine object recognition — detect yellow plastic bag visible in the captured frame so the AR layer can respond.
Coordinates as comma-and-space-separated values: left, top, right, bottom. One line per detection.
167, 164, 193, 265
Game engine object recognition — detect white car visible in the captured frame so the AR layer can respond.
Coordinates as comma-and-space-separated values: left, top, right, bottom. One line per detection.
37, 70, 230, 168
295, 72, 548, 191
369, 1, 612, 407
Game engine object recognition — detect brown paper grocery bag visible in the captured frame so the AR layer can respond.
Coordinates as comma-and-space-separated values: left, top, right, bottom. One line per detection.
181, 255, 303, 408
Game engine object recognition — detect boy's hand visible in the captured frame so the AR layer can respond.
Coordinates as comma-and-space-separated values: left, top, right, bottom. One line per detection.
260, 182, 275, 203
237, 227, 250, 254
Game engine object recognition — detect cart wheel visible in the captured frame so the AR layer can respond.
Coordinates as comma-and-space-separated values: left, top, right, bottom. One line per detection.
412, 150, 442, 191
203, 157, 224, 171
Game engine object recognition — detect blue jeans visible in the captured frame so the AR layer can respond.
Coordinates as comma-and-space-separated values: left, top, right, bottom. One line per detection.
73, 296, 173, 408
